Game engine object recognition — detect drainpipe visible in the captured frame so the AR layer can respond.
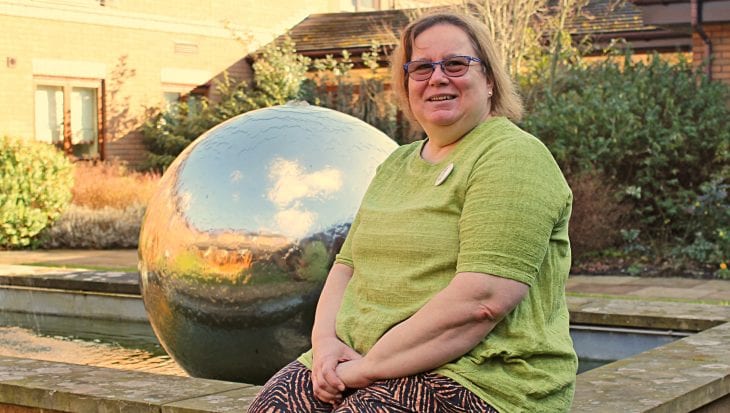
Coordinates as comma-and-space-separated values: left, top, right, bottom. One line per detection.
691, 0, 713, 80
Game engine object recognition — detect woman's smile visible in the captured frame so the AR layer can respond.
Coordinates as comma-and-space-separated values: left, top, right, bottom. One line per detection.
427, 94, 457, 102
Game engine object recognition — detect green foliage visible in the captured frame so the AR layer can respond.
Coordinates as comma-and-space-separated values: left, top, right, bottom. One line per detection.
521, 53, 730, 271
251, 36, 312, 106
141, 36, 310, 171
141, 72, 267, 171
142, 37, 407, 171
671, 180, 729, 271
718, 265, 730, 280
303, 41, 411, 143
0, 136, 74, 248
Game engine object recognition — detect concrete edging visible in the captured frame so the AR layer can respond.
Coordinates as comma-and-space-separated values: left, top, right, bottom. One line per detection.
0, 285, 148, 322
0, 296, 729, 411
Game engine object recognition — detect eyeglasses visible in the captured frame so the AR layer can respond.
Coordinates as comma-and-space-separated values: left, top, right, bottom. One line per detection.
403, 56, 483, 81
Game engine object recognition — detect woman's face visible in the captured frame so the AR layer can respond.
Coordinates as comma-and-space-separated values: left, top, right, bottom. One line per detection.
407, 23, 493, 138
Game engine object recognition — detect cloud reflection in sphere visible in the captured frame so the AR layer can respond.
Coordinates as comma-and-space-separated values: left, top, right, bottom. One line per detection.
138, 102, 397, 384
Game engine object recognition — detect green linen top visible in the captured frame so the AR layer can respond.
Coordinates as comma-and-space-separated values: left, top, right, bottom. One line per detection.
298, 116, 577, 412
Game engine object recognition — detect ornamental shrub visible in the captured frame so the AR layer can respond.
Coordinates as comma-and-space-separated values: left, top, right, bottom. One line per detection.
72, 160, 159, 209
141, 36, 310, 171
521, 54, 730, 265
0, 136, 74, 248
302, 41, 413, 144
142, 38, 407, 171
38, 204, 144, 249
567, 170, 630, 259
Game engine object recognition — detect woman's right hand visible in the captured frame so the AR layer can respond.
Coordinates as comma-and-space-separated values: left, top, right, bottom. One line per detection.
311, 336, 361, 405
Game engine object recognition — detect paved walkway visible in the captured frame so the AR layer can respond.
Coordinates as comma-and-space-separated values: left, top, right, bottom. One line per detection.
1, 250, 729, 304
0, 249, 137, 269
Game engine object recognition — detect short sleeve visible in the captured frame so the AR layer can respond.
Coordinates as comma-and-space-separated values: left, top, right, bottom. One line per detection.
456, 136, 569, 286
334, 210, 360, 268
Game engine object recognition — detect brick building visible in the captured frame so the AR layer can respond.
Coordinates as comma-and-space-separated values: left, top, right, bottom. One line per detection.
630, 0, 730, 82
3, 0, 727, 167
0, 0, 452, 166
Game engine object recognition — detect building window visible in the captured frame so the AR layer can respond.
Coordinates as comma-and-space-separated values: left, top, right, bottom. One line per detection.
162, 84, 208, 116
70, 87, 99, 156
34, 85, 64, 145
163, 91, 182, 111
352, 0, 379, 11
34, 80, 102, 159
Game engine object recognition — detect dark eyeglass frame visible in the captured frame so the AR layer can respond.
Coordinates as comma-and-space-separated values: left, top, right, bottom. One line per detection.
403, 55, 483, 81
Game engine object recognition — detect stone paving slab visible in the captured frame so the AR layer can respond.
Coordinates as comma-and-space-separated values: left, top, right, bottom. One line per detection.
567, 297, 730, 331
566, 276, 730, 304
0, 250, 138, 268
621, 277, 708, 288
631, 286, 716, 300
0, 265, 89, 276
572, 322, 730, 412
0, 265, 139, 295
1, 269, 728, 304
0, 356, 249, 413
693, 279, 730, 291
569, 275, 641, 284
698, 291, 730, 302
162, 386, 262, 413
566, 284, 645, 295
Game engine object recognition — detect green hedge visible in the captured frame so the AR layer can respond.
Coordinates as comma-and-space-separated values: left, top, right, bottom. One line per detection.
0, 136, 74, 248
521, 54, 729, 269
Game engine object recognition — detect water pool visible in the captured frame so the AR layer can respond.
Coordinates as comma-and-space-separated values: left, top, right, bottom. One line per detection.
0, 311, 184, 376
0, 311, 690, 380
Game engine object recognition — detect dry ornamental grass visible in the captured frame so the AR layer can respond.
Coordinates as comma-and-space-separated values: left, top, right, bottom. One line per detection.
72, 161, 160, 210
39, 161, 160, 249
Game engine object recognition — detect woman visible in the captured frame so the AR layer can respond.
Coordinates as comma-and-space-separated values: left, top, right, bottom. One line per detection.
249, 11, 577, 413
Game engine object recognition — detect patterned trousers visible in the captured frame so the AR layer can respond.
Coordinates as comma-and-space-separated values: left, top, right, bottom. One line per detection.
248, 361, 499, 413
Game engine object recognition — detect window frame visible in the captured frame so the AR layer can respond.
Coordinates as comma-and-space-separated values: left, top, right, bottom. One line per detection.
33, 75, 105, 160
161, 83, 210, 116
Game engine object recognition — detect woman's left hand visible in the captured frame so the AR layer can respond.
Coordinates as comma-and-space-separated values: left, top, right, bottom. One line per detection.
335, 358, 375, 389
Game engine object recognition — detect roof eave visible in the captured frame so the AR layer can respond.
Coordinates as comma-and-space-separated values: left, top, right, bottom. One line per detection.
630, 0, 730, 25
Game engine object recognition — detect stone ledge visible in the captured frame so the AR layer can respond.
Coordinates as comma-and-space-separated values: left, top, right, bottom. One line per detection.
0, 286, 148, 322
0, 356, 259, 413
1, 297, 729, 412
572, 322, 730, 412
568, 297, 730, 412
0, 269, 139, 295
567, 296, 730, 332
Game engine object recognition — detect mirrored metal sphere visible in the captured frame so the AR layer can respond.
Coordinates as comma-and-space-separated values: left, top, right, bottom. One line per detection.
138, 102, 397, 384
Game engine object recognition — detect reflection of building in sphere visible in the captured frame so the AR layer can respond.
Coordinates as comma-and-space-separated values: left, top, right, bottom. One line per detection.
138, 103, 397, 384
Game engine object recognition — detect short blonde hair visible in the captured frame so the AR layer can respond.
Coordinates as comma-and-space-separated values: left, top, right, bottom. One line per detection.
391, 12, 523, 127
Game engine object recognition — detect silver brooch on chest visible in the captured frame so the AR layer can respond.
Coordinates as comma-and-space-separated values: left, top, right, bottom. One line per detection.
434, 163, 454, 186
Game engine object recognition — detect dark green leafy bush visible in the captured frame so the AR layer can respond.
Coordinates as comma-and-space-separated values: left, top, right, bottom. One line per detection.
521, 54, 730, 271
671, 180, 729, 267
0, 136, 74, 248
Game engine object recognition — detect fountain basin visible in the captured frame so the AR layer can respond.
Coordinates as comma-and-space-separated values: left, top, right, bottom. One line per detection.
1, 285, 729, 411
